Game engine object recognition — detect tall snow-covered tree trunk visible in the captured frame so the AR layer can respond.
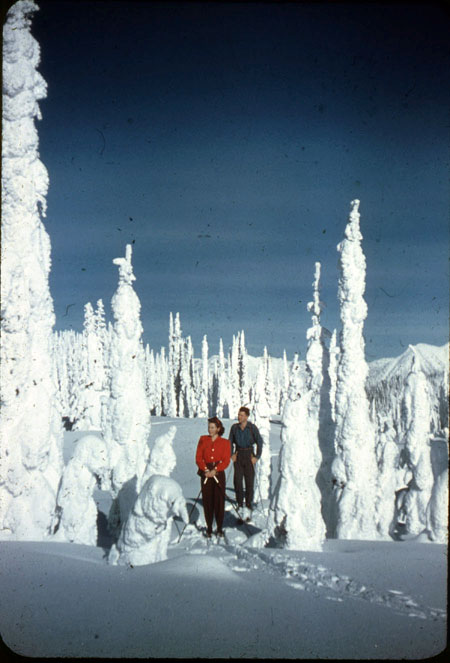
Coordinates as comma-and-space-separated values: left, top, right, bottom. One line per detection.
253, 363, 272, 502
179, 336, 195, 417
197, 335, 209, 417
262, 346, 277, 414
305, 263, 335, 537
216, 338, 228, 417
279, 349, 290, 413
269, 355, 326, 550
144, 345, 156, 415
238, 330, 250, 407
401, 350, 434, 536
375, 420, 401, 538
77, 301, 106, 429
328, 329, 339, 423
332, 200, 379, 540
227, 337, 239, 418
168, 312, 183, 416
0, 0, 63, 540
52, 331, 71, 421
101, 245, 151, 531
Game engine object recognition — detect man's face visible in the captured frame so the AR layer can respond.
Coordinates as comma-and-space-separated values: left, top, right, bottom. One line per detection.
238, 410, 248, 425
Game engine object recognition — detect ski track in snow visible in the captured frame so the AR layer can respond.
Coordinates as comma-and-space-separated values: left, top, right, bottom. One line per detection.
173, 527, 446, 623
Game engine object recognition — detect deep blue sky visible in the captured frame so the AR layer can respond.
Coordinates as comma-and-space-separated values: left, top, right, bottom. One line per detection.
29, 0, 449, 360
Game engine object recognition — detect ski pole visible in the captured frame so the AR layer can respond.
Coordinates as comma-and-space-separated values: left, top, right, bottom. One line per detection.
216, 477, 253, 536
177, 486, 202, 544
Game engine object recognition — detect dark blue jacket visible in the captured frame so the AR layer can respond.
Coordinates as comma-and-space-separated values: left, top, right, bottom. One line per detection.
229, 421, 263, 459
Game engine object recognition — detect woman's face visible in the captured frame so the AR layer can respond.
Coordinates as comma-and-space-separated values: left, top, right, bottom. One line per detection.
208, 422, 219, 437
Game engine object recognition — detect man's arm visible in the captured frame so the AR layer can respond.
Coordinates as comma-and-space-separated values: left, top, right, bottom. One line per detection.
251, 423, 264, 459
228, 424, 237, 455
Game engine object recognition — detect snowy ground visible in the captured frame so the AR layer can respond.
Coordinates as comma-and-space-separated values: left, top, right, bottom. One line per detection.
0, 417, 447, 659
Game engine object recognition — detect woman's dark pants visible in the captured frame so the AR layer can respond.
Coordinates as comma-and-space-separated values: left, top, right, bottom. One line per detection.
201, 470, 226, 533
233, 448, 255, 509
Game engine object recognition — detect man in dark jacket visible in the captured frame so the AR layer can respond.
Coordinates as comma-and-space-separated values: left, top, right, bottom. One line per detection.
228, 406, 264, 522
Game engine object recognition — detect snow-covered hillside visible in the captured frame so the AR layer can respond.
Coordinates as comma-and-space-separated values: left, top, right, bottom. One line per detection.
366, 342, 449, 436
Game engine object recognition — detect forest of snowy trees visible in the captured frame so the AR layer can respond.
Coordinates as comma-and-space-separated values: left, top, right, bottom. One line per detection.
1, 2, 448, 557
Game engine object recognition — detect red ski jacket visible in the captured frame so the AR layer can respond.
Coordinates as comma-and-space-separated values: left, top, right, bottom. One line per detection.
195, 435, 231, 472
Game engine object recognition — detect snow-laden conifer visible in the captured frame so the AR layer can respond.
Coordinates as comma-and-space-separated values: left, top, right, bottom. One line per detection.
77, 302, 106, 429
143, 345, 156, 414
227, 337, 240, 418
54, 434, 111, 545
253, 363, 272, 502
401, 349, 434, 536
304, 263, 335, 536
238, 330, 250, 407
375, 419, 402, 538
94, 298, 109, 390
267, 353, 326, 550
262, 346, 277, 413
141, 426, 177, 485
279, 349, 290, 412
328, 329, 339, 422
427, 466, 448, 543
152, 349, 165, 416
0, 0, 63, 539
216, 338, 228, 417
197, 335, 209, 417
332, 200, 379, 540
101, 245, 151, 531
168, 312, 184, 416
52, 331, 71, 421
108, 474, 188, 567
179, 336, 195, 417
65, 330, 88, 427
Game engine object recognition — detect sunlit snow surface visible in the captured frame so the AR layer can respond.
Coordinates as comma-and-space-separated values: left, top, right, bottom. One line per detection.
0, 417, 446, 660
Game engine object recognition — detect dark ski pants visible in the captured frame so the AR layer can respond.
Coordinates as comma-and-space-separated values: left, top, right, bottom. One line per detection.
233, 448, 255, 509
201, 470, 226, 533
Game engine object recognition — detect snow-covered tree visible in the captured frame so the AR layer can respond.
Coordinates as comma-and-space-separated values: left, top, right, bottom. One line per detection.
52, 331, 71, 421
262, 346, 277, 413
76, 301, 107, 429
101, 245, 151, 532
269, 355, 326, 550
168, 312, 183, 416
53, 434, 111, 545
427, 467, 448, 543
279, 349, 290, 413
64, 330, 88, 427
303, 262, 335, 537
238, 330, 250, 407
0, 0, 63, 540
179, 336, 195, 417
401, 350, 434, 536
328, 329, 339, 423
216, 338, 228, 417
141, 426, 177, 485
253, 363, 272, 502
331, 200, 379, 540
94, 298, 110, 391
227, 336, 240, 418
197, 335, 209, 417
143, 345, 156, 414
375, 419, 402, 538
108, 474, 188, 567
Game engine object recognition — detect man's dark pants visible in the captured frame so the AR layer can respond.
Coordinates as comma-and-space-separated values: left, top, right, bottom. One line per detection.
233, 448, 255, 509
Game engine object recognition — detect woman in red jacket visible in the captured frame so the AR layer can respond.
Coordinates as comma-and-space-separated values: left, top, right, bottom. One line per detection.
195, 417, 231, 539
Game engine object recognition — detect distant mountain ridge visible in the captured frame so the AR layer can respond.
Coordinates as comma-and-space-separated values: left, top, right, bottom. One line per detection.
367, 343, 449, 387
207, 341, 449, 388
